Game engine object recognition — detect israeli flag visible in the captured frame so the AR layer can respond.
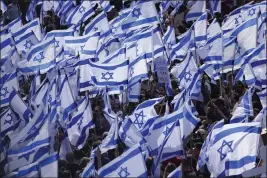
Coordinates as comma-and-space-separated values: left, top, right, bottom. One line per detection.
102, 47, 126, 64
128, 53, 148, 84
98, 0, 113, 12
5, 146, 49, 173
66, 1, 94, 25
81, 149, 97, 178
89, 59, 129, 87
1, 47, 20, 75
0, 72, 18, 107
230, 87, 254, 123
128, 79, 141, 103
9, 88, 32, 124
257, 16, 266, 45
231, 17, 257, 70
171, 89, 186, 111
7, 17, 23, 34
167, 165, 182, 178
45, 29, 75, 55
170, 29, 193, 61
99, 115, 118, 154
57, 75, 77, 121
0, 34, 13, 57
222, 37, 236, 73
59, 132, 72, 160
65, 31, 100, 57
193, 12, 207, 47
185, 0, 206, 22
84, 11, 112, 38
15, 31, 39, 55
67, 97, 94, 149
98, 144, 148, 177
31, 82, 49, 107
170, 1, 183, 17
209, 0, 221, 16
119, 116, 145, 148
129, 97, 163, 133
207, 19, 222, 40
171, 51, 198, 90
207, 122, 261, 177
12, 19, 42, 42
121, 1, 159, 32
163, 26, 176, 56
251, 59, 267, 88
13, 162, 39, 177
197, 33, 223, 65
253, 108, 267, 129
160, 1, 171, 15
0, 108, 18, 138
241, 4, 260, 21
18, 37, 55, 75
39, 153, 58, 178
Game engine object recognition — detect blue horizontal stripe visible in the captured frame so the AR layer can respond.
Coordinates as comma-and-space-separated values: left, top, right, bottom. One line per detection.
13, 19, 39, 38
195, 35, 207, 42
39, 154, 58, 167
91, 77, 128, 86
204, 56, 223, 63
136, 98, 162, 111
63, 102, 78, 120
85, 12, 106, 34
102, 48, 126, 64
16, 164, 39, 177
162, 150, 184, 161
231, 18, 257, 37
19, 60, 55, 74
214, 125, 261, 144
0, 37, 12, 49
88, 59, 128, 70
81, 50, 96, 55
225, 156, 256, 170
27, 38, 55, 61
46, 30, 74, 38
99, 146, 141, 176
153, 113, 183, 130
8, 137, 50, 155
186, 12, 204, 20
122, 16, 158, 30
15, 31, 36, 45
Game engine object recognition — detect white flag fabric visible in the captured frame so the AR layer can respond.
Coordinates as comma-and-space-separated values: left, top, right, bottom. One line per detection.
98, 144, 148, 177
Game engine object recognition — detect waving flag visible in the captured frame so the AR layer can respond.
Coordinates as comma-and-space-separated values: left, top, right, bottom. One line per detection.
102, 47, 126, 64
89, 59, 129, 87
209, 0, 221, 16
231, 17, 257, 70
39, 153, 58, 177
0, 108, 18, 139
17, 37, 55, 75
65, 31, 100, 57
128, 79, 141, 103
193, 12, 207, 47
222, 37, 236, 73
121, 1, 159, 32
257, 89, 267, 108
230, 87, 254, 123
84, 11, 111, 38
0, 72, 18, 107
98, 144, 148, 177
207, 122, 261, 177
13, 19, 42, 41
13, 162, 39, 177
67, 97, 94, 149
0, 34, 13, 57
6, 17, 23, 34
9, 88, 32, 124
15, 31, 39, 55
99, 115, 118, 153
98, 0, 113, 12
128, 53, 148, 84
197, 33, 223, 65
129, 97, 163, 134
66, 1, 94, 25
170, 29, 193, 61
185, 0, 206, 22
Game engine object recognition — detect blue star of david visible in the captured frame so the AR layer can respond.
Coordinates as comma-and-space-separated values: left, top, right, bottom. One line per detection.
18, 150, 35, 161
78, 117, 83, 130
55, 40, 60, 48
134, 110, 146, 128
118, 167, 130, 178
217, 140, 234, 160
163, 126, 170, 136
0, 87, 9, 97
23, 40, 33, 50
129, 67, 134, 78
132, 8, 142, 18
33, 51, 45, 63
4, 113, 12, 125
79, 6, 86, 13
184, 71, 192, 82
248, 8, 256, 17
101, 72, 114, 81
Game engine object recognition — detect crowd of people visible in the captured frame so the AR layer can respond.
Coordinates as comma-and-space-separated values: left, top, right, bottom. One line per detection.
0, 0, 266, 177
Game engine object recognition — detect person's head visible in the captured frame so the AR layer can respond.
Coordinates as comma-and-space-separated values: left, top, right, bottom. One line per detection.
157, 86, 166, 97
66, 152, 75, 163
